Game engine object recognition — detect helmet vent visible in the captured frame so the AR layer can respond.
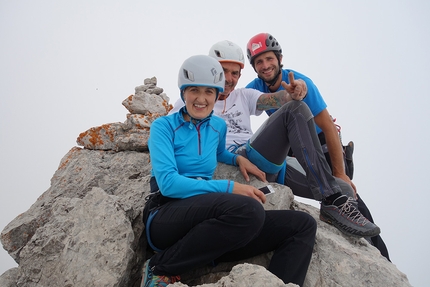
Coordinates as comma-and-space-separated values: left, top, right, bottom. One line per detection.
214, 71, 224, 84
183, 69, 194, 82
214, 50, 223, 58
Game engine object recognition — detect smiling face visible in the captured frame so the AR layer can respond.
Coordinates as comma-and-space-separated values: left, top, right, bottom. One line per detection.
253, 51, 282, 84
218, 62, 241, 101
182, 86, 217, 120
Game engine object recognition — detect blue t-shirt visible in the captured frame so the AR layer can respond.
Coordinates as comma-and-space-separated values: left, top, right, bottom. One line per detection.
246, 69, 326, 134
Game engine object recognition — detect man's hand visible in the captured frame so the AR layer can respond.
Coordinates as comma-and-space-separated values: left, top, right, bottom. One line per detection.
236, 155, 267, 183
232, 182, 266, 203
337, 173, 358, 199
281, 72, 307, 100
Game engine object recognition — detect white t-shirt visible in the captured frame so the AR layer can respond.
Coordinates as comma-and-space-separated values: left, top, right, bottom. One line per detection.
169, 88, 263, 148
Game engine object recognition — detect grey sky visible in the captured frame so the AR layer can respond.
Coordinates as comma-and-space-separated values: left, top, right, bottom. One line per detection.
1, 1, 429, 286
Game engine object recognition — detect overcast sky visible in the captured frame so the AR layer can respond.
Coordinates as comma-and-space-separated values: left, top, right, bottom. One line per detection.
1, 1, 429, 286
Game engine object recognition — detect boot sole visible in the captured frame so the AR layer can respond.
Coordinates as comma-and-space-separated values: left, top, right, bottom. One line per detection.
320, 211, 380, 238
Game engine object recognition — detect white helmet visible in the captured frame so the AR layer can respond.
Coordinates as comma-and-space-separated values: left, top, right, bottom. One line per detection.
208, 40, 245, 69
178, 55, 225, 102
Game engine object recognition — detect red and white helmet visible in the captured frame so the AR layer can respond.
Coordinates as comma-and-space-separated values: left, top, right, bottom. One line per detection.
208, 40, 245, 69
246, 33, 282, 66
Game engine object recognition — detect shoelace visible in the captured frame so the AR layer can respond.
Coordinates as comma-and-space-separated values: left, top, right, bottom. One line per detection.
338, 197, 369, 226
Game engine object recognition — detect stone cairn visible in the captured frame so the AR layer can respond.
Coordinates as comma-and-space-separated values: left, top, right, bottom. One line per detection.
77, 77, 172, 152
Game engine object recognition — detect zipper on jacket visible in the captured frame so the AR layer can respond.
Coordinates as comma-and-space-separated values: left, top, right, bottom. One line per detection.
196, 123, 202, 155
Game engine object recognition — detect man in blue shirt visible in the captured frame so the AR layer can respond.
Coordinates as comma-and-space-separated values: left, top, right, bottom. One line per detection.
245, 33, 389, 260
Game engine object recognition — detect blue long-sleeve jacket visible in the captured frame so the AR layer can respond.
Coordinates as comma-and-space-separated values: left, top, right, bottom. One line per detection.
148, 107, 238, 199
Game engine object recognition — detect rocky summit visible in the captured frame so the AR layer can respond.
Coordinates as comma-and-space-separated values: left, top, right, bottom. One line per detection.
1, 78, 411, 287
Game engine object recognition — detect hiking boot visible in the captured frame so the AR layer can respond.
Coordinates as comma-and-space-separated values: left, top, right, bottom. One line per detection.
320, 195, 380, 237
141, 259, 181, 287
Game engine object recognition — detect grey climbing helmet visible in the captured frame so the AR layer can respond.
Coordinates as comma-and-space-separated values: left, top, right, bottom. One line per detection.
178, 55, 225, 102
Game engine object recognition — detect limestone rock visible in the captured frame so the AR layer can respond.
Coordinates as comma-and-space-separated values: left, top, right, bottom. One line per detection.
1, 78, 412, 287
170, 264, 298, 287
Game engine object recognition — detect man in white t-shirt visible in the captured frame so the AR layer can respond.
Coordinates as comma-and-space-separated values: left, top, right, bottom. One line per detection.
169, 40, 381, 239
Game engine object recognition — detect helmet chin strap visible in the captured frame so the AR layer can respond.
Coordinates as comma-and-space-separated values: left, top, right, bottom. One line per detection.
260, 67, 281, 88
253, 55, 282, 89
181, 91, 218, 128
182, 106, 213, 129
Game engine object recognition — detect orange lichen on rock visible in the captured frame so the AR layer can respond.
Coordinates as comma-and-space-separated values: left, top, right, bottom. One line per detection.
101, 124, 115, 142
162, 99, 173, 113
77, 124, 116, 148
132, 114, 146, 129
58, 147, 82, 170
122, 94, 133, 105
77, 127, 104, 147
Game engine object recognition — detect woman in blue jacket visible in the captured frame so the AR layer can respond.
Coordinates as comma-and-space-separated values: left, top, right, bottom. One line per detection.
142, 55, 317, 287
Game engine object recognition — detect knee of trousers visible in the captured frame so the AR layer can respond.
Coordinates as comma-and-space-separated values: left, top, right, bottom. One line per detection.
229, 196, 266, 231
335, 177, 355, 198
279, 100, 313, 119
291, 211, 317, 236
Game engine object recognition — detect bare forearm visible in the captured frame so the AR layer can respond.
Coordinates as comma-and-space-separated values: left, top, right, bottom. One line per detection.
325, 127, 346, 176
315, 109, 347, 178
256, 91, 292, 110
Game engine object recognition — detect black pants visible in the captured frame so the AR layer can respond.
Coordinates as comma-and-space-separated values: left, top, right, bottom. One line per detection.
356, 194, 391, 261
147, 193, 317, 286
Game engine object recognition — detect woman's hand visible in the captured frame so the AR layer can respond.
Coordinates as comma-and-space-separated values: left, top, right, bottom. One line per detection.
232, 182, 266, 203
236, 155, 267, 183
